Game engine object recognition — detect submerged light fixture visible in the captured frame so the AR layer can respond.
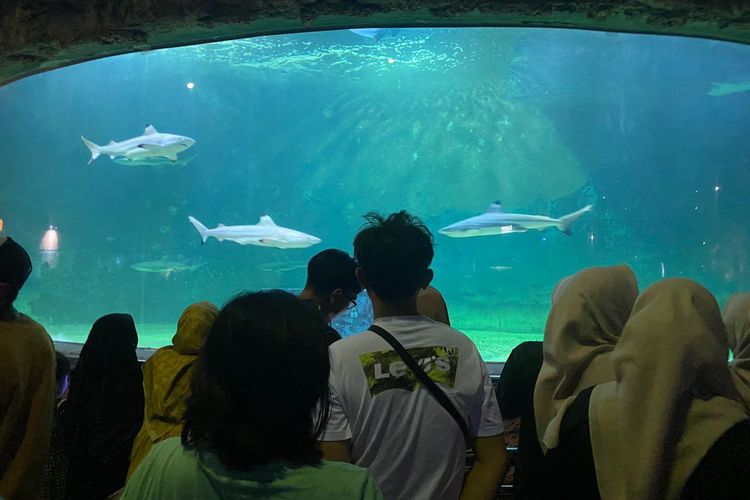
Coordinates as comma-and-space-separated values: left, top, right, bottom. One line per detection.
40, 226, 59, 269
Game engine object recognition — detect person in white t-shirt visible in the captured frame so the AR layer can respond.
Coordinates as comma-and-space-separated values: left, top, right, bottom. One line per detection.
320, 211, 508, 500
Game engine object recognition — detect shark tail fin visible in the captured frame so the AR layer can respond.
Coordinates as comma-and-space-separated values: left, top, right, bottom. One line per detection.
188, 216, 209, 245
81, 136, 101, 165
558, 205, 594, 236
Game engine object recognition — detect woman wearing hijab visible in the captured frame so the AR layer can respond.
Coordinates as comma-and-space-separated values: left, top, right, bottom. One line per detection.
534, 264, 638, 454
549, 279, 750, 500
59, 313, 144, 500
127, 302, 219, 477
417, 286, 450, 325
723, 292, 750, 409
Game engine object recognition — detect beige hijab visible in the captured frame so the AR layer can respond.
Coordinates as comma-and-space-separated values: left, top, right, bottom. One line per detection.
590, 278, 747, 500
534, 264, 638, 452
417, 286, 450, 325
723, 292, 750, 407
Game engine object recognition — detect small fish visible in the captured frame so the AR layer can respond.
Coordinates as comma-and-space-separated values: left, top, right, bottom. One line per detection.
489, 266, 513, 272
256, 260, 308, 274
81, 124, 195, 165
130, 259, 201, 278
660, 261, 666, 278
708, 81, 750, 97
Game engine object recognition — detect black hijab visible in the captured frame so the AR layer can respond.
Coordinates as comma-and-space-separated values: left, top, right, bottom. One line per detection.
60, 313, 144, 499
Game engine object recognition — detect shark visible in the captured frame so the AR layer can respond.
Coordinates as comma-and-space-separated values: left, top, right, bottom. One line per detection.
130, 259, 202, 278
188, 215, 321, 249
112, 152, 198, 168
256, 260, 308, 275
439, 202, 593, 238
708, 80, 750, 97
81, 124, 195, 165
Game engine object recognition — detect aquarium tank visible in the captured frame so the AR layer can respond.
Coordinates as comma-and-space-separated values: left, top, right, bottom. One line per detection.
1, 27, 748, 362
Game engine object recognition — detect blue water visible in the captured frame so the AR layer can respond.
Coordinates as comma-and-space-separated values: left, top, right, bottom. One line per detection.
1, 28, 748, 361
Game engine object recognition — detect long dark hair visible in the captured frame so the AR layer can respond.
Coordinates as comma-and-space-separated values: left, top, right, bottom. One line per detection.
182, 290, 331, 469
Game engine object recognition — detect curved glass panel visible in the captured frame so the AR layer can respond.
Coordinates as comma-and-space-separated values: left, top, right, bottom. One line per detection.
1, 28, 748, 361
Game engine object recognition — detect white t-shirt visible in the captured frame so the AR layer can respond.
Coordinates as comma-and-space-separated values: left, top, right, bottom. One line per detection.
322, 316, 504, 500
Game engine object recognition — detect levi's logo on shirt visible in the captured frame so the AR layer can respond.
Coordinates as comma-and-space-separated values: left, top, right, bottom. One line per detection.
359, 346, 459, 396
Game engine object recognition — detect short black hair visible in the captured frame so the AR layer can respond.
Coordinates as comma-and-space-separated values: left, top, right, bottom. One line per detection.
305, 249, 361, 296
0, 237, 32, 299
353, 211, 434, 302
183, 290, 331, 469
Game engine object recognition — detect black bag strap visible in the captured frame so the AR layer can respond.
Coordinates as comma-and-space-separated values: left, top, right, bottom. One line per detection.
369, 324, 473, 450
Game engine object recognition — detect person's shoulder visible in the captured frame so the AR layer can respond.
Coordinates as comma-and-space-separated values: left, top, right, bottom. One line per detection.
274, 461, 380, 499
141, 436, 195, 469
151, 436, 187, 456
424, 320, 480, 349
314, 460, 378, 488
506, 340, 543, 365
3, 313, 55, 353
15, 314, 51, 338
139, 438, 200, 476
146, 345, 178, 364
318, 459, 370, 474
512, 340, 543, 354
123, 438, 202, 499
329, 329, 379, 354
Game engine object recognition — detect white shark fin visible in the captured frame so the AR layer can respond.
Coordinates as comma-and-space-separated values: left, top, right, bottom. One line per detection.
217, 223, 225, 228
108, 140, 117, 145
258, 215, 277, 226
144, 124, 158, 135
486, 201, 503, 213
162, 152, 178, 161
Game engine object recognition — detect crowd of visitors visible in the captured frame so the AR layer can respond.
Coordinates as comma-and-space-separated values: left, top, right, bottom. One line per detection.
2, 211, 750, 500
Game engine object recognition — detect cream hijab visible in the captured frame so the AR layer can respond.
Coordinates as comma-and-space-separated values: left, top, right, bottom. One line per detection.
590, 278, 747, 500
534, 264, 638, 452
723, 292, 750, 407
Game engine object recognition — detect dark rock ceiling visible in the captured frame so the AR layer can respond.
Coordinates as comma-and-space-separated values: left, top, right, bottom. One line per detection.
1, 1, 749, 87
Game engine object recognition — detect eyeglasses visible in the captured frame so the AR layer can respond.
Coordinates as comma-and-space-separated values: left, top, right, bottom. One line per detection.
345, 293, 358, 311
